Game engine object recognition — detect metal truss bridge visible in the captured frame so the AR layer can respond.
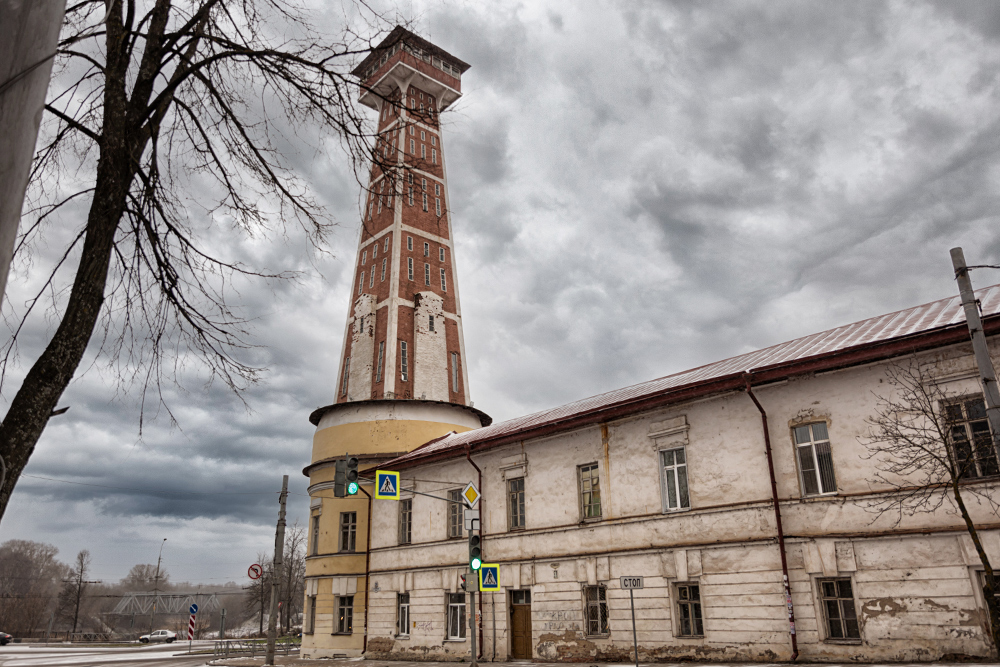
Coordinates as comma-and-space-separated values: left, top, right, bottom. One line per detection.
110, 592, 221, 615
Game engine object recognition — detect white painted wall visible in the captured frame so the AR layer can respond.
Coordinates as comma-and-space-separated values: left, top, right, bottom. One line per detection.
413, 291, 448, 401
347, 294, 377, 401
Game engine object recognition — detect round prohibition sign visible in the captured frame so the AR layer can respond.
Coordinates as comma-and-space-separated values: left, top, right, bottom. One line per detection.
248, 563, 264, 580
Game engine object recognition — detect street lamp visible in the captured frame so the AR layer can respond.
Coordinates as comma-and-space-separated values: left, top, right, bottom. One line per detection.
149, 539, 166, 634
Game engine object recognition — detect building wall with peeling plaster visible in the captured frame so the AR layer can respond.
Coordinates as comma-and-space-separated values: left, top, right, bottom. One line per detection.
363, 337, 1000, 662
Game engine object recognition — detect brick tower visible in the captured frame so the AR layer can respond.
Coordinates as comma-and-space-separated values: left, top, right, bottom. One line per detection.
302, 27, 490, 658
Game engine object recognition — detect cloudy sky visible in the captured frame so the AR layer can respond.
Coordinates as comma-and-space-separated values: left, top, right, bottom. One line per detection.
2, 0, 1000, 587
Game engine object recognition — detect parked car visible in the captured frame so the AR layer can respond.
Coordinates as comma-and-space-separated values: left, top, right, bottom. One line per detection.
139, 629, 176, 643
0, 632, 12, 646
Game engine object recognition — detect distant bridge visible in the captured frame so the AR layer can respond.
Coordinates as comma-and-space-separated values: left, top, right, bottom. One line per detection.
110, 592, 222, 615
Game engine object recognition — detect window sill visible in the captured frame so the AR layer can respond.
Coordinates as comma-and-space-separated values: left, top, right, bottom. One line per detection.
394, 635, 409, 640
823, 639, 862, 645
331, 632, 354, 636
800, 492, 839, 500
663, 507, 692, 514
443, 638, 467, 643
584, 634, 610, 639
579, 517, 603, 524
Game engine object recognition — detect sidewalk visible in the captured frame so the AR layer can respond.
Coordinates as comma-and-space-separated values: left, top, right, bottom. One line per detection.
207, 661, 1000, 667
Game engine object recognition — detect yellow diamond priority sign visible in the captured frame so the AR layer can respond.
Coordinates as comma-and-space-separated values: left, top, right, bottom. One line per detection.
462, 481, 480, 508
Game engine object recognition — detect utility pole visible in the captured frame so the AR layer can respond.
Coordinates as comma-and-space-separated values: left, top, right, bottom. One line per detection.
469, 578, 478, 667
951, 248, 1000, 457
264, 475, 288, 666
149, 538, 167, 634
219, 608, 226, 639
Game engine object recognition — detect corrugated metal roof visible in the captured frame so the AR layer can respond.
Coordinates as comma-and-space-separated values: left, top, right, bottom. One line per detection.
383, 285, 1000, 468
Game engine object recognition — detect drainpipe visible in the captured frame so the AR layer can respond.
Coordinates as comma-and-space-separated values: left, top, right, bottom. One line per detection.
360, 485, 373, 654
743, 374, 798, 662
466, 446, 484, 660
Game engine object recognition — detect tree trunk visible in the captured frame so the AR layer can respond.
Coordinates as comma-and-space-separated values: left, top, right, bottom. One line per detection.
952, 480, 1000, 653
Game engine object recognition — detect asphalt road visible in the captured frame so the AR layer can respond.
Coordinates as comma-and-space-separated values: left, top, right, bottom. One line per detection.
0, 642, 215, 667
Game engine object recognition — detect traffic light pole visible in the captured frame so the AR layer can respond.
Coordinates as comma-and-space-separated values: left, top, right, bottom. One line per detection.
469, 580, 478, 667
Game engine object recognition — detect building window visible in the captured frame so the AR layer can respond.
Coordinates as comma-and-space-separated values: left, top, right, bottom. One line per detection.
340, 512, 357, 552
448, 489, 464, 538
373, 242, 378, 258
794, 422, 837, 495
407, 172, 413, 184
358, 272, 363, 294
407, 236, 413, 251
428, 314, 435, 332
424, 242, 430, 257
579, 463, 602, 520
407, 257, 414, 281
431, 135, 437, 146
376, 341, 385, 383
422, 193, 428, 211
946, 396, 998, 478
584, 585, 609, 636
447, 592, 466, 639
435, 198, 441, 215
676, 583, 704, 637
307, 595, 317, 634
440, 267, 447, 291
661, 447, 690, 511
421, 144, 426, 158
397, 593, 410, 637
399, 498, 412, 544
424, 262, 431, 286
421, 177, 426, 190
369, 269, 375, 288
508, 477, 525, 530
408, 187, 413, 205
421, 130, 425, 140
400, 340, 408, 382
432, 149, 437, 164
336, 595, 354, 634
819, 578, 860, 640
410, 138, 415, 153
341, 357, 350, 395
434, 183, 440, 196
451, 352, 459, 392
310, 514, 320, 556
362, 250, 367, 264
439, 247, 445, 262
381, 258, 387, 281
384, 237, 390, 253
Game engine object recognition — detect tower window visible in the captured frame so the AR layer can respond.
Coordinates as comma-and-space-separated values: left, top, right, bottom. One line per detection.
439, 247, 445, 262
373, 243, 378, 258
407, 257, 414, 281
408, 187, 413, 206
410, 139, 415, 153
358, 272, 363, 294
400, 341, 408, 382
435, 184, 441, 196
428, 314, 434, 332
440, 267, 447, 291
435, 198, 441, 216
362, 250, 367, 264
431, 136, 437, 146
422, 194, 428, 211
369, 269, 374, 288
407, 172, 413, 184
421, 178, 426, 190
451, 352, 459, 392
384, 237, 390, 253
421, 130, 425, 140
432, 149, 437, 164
424, 262, 430, 286
376, 341, 385, 383
381, 258, 387, 282
341, 357, 350, 395
423, 242, 429, 257
407, 236, 413, 251
409, 125, 414, 135
421, 144, 425, 158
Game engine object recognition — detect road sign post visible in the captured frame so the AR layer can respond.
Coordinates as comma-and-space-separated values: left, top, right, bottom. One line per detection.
188, 603, 198, 652
375, 470, 400, 499
620, 577, 643, 667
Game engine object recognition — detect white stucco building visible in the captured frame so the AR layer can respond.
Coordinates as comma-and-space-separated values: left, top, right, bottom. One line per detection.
352, 286, 1000, 662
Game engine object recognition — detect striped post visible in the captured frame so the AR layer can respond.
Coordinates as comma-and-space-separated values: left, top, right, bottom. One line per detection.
188, 613, 195, 640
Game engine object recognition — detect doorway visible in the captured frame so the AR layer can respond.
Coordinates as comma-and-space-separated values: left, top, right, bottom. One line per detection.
510, 589, 532, 660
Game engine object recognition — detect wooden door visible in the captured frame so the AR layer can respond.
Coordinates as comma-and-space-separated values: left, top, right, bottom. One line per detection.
510, 590, 532, 660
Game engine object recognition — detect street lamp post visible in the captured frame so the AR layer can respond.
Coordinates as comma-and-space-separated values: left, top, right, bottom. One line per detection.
149, 539, 166, 634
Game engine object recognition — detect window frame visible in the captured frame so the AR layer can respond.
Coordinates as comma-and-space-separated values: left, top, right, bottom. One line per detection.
376, 341, 385, 383
507, 477, 526, 531
398, 498, 412, 545
335, 595, 354, 634
675, 582, 704, 638
450, 352, 459, 393
447, 489, 464, 539
446, 592, 467, 640
339, 512, 357, 553
944, 395, 998, 479
423, 242, 430, 257
660, 447, 691, 512
793, 422, 838, 496
439, 247, 445, 262
400, 340, 409, 382
424, 262, 431, 286
578, 463, 602, 521
407, 257, 414, 281
407, 236, 413, 251
341, 357, 350, 396
583, 585, 609, 636
381, 258, 387, 282
396, 593, 410, 637
817, 577, 861, 642
310, 514, 320, 556
306, 595, 317, 634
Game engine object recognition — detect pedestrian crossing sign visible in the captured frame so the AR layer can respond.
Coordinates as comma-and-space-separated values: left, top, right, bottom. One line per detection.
479, 564, 500, 591
375, 470, 400, 500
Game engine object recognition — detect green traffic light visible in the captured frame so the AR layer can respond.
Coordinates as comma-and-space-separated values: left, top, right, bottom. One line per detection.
347, 481, 359, 495
471, 557, 482, 570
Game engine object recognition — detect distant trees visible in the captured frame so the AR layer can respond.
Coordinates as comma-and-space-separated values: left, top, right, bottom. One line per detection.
0, 540, 63, 636
56, 550, 92, 633
242, 527, 307, 636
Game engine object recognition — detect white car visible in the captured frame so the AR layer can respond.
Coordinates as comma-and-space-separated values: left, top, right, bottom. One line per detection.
139, 629, 176, 643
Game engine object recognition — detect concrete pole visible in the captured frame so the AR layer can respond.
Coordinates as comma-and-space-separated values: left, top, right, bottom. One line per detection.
469, 586, 478, 667
264, 475, 288, 666
219, 608, 226, 639
0, 0, 65, 309
951, 248, 1000, 455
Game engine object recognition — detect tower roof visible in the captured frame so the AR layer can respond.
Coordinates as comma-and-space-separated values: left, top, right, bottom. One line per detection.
352, 26, 471, 79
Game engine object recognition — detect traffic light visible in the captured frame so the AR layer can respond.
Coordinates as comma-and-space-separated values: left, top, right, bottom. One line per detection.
334, 459, 347, 497
460, 572, 478, 592
460, 574, 467, 591
346, 457, 359, 495
469, 533, 482, 570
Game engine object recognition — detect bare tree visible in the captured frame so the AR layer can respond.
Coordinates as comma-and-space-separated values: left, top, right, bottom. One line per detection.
243, 550, 272, 636
862, 360, 1000, 649
0, 539, 62, 636
280, 522, 305, 634
57, 549, 93, 634
0, 0, 400, 521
